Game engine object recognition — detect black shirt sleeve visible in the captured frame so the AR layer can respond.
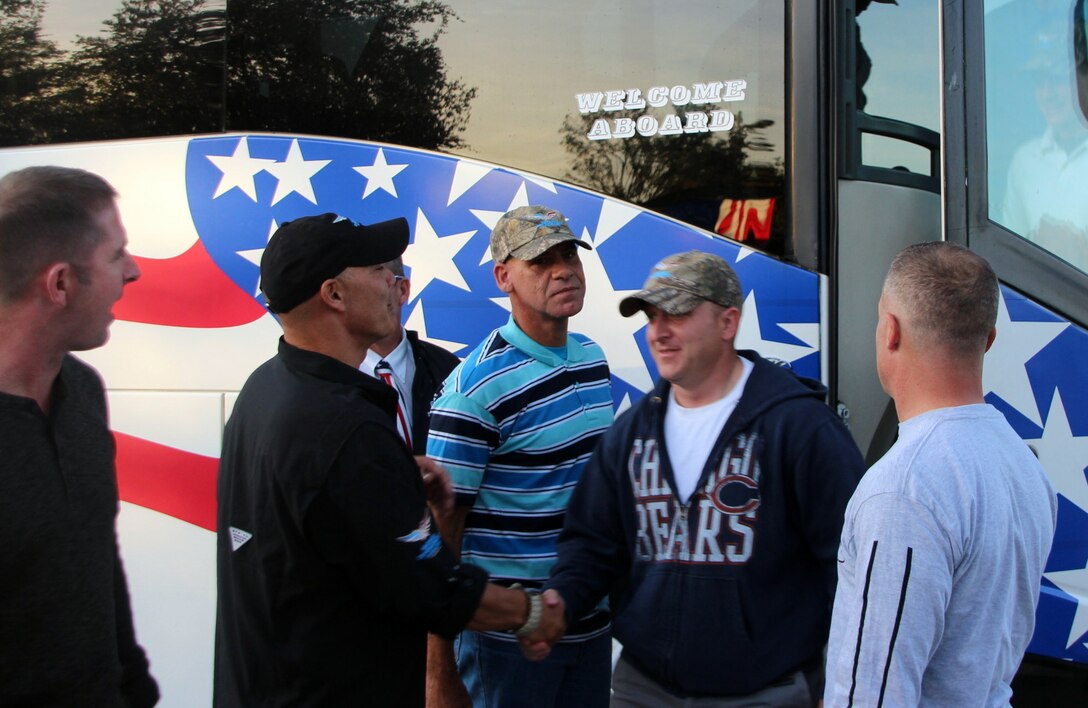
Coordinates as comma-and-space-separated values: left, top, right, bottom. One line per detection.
304, 422, 487, 639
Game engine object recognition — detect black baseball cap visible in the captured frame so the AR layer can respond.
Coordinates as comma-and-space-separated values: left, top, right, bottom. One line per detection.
260, 212, 409, 314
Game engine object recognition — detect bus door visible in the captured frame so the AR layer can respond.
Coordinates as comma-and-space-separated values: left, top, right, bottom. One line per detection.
831, 0, 942, 464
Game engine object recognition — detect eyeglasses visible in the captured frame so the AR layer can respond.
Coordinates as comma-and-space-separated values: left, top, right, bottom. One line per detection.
393, 275, 406, 283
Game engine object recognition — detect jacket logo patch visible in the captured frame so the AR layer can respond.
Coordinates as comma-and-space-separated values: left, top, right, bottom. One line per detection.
396, 512, 433, 544
396, 513, 442, 561
398, 513, 435, 545
710, 475, 761, 515
229, 526, 252, 551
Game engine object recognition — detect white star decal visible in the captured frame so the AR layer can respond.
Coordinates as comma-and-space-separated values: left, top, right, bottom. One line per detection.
447, 160, 494, 206
1044, 563, 1088, 649
735, 244, 759, 262
735, 290, 818, 364
265, 139, 330, 206
238, 220, 279, 296
570, 226, 653, 392
206, 137, 276, 201
591, 200, 640, 248
405, 299, 466, 354
402, 209, 474, 294
522, 174, 558, 194
983, 292, 1068, 426
353, 148, 409, 199
1027, 390, 1088, 514
777, 322, 820, 351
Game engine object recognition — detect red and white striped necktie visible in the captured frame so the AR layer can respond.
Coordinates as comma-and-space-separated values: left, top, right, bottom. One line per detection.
375, 359, 412, 451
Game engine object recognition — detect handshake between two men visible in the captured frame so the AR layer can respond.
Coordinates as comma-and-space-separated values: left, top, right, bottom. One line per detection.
516, 590, 567, 662
421, 455, 568, 660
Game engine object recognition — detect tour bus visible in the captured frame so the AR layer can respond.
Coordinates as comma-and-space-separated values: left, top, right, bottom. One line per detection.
1, 0, 1085, 703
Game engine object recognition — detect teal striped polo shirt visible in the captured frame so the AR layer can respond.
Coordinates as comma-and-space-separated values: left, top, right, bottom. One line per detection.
427, 316, 613, 640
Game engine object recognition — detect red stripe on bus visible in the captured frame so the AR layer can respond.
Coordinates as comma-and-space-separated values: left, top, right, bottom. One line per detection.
115, 431, 218, 532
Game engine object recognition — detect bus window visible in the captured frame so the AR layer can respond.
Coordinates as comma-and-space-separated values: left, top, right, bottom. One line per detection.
841, 0, 940, 190
861, 132, 936, 172
23, 0, 790, 261
854, 0, 940, 173
987, 0, 1088, 274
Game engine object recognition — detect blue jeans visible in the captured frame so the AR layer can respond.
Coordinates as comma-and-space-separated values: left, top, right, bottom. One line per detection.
455, 630, 612, 708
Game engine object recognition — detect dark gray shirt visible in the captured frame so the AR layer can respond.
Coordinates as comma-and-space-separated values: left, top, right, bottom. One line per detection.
0, 355, 158, 707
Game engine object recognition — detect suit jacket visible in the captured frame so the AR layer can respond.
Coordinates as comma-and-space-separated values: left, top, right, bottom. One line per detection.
406, 329, 460, 443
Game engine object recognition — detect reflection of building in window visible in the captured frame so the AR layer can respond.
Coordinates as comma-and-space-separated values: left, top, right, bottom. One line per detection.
1004, 10, 1088, 272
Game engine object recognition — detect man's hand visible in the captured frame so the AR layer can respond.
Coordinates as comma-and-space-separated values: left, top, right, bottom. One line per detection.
518, 589, 567, 661
416, 456, 454, 519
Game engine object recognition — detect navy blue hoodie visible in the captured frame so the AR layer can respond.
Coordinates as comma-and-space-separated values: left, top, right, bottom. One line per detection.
548, 351, 864, 697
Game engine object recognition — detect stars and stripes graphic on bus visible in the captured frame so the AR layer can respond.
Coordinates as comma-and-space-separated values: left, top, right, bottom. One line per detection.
186, 134, 823, 399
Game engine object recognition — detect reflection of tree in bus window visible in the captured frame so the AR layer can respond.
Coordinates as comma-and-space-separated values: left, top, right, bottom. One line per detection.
854, 0, 900, 112
1004, 10, 1088, 272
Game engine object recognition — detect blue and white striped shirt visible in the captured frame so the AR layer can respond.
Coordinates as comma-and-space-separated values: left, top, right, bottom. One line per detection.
427, 316, 613, 640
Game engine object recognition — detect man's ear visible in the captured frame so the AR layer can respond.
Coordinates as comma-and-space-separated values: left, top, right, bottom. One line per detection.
493, 262, 514, 294
318, 277, 346, 311
882, 311, 901, 351
718, 306, 741, 342
397, 277, 411, 306
984, 326, 997, 353
42, 262, 73, 307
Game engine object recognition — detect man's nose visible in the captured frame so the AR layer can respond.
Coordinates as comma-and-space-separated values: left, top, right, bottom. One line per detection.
551, 260, 573, 278
123, 253, 141, 284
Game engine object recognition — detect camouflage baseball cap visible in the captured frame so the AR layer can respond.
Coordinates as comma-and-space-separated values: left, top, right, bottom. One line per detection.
490, 205, 591, 262
619, 250, 743, 317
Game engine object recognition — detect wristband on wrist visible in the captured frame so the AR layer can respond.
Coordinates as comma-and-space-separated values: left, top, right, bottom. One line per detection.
509, 583, 542, 638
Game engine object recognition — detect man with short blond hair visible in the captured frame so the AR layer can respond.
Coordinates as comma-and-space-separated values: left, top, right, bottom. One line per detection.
824, 242, 1057, 705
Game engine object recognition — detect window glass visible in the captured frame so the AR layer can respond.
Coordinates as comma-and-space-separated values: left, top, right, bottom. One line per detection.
19, 0, 788, 258
986, 0, 1088, 273
435, 1, 787, 256
854, 0, 940, 173
860, 133, 933, 172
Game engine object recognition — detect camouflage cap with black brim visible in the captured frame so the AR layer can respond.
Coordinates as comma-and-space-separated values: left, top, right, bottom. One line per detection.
619, 250, 742, 317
